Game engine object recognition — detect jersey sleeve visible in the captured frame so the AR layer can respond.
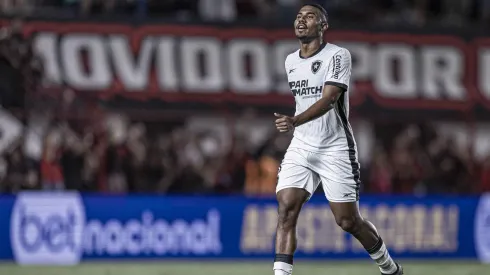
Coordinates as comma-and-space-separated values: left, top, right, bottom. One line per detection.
324, 48, 352, 91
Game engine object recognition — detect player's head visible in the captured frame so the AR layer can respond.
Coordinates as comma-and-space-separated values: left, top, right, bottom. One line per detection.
294, 3, 328, 43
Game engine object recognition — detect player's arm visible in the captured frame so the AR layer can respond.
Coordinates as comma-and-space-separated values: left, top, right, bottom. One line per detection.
295, 85, 343, 126
275, 84, 343, 132
275, 48, 352, 132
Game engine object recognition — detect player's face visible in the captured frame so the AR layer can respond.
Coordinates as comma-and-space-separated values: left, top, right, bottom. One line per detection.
294, 6, 323, 41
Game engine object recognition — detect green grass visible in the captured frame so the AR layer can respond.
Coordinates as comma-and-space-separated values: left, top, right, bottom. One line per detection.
0, 261, 487, 275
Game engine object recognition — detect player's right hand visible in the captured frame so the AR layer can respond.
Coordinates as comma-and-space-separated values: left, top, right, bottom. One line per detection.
274, 113, 295, 133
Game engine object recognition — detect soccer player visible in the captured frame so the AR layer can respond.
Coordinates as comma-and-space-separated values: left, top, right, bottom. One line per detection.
272, 3, 403, 275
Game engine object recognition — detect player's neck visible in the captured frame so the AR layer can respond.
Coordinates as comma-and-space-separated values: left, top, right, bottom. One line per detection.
299, 38, 324, 59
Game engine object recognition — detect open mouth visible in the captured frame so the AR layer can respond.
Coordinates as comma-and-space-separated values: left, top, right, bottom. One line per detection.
297, 24, 307, 30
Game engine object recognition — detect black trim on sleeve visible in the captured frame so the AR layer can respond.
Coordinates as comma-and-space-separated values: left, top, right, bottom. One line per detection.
325, 81, 348, 91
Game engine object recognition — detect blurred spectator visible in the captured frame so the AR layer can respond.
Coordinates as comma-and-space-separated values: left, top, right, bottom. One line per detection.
481, 0, 490, 22
276, 0, 298, 20
234, 0, 275, 19
199, 0, 237, 21
398, 0, 430, 26
80, 0, 116, 15
245, 133, 288, 195
215, 135, 249, 193
60, 126, 90, 190
368, 147, 392, 194
0, 108, 22, 154
250, 0, 277, 19
0, 0, 31, 14
126, 123, 148, 191
40, 128, 64, 190
104, 114, 131, 193
390, 134, 420, 194
4, 148, 27, 191
0, 17, 42, 110
147, 0, 197, 19
481, 157, 490, 192
440, 0, 472, 26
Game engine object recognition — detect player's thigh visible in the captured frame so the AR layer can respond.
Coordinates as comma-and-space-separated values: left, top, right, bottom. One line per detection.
310, 152, 360, 203
276, 148, 321, 200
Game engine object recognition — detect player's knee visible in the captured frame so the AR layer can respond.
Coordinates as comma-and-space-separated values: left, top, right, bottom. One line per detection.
277, 200, 301, 229
336, 215, 361, 234
277, 203, 301, 228
276, 189, 308, 229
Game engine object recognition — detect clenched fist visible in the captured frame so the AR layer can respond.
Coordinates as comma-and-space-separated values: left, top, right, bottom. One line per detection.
274, 113, 295, 133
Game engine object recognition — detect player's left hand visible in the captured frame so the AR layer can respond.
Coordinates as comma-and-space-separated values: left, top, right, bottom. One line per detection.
274, 113, 295, 133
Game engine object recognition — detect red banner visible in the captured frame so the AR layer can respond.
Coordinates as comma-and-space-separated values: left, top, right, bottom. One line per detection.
17, 21, 490, 111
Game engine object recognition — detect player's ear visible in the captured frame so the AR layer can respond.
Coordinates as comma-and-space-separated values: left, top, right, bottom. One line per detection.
322, 22, 329, 32
317, 22, 324, 33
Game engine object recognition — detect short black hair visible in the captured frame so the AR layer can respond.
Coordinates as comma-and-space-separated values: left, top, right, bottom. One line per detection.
301, 3, 328, 23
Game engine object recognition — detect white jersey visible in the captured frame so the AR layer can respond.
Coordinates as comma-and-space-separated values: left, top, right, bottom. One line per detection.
285, 43, 357, 155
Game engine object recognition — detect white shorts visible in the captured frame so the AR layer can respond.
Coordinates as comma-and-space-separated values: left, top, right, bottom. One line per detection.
276, 147, 361, 202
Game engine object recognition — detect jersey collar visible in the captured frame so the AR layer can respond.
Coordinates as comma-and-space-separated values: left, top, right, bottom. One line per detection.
299, 43, 327, 59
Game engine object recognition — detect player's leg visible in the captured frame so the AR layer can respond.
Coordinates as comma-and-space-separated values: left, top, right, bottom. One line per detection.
274, 188, 309, 275
329, 201, 401, 274
313, 152, 402, 275
274, 148, 319, 275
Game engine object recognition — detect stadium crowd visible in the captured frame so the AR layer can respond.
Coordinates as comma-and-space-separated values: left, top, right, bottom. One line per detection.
0, 105, 489, 196
0, 0, 488, 27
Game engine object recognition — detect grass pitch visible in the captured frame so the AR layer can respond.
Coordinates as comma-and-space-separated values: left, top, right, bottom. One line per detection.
0, 261, 486, 275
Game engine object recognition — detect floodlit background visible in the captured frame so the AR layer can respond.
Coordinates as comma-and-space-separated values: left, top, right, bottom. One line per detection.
0, 1, 488, 275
